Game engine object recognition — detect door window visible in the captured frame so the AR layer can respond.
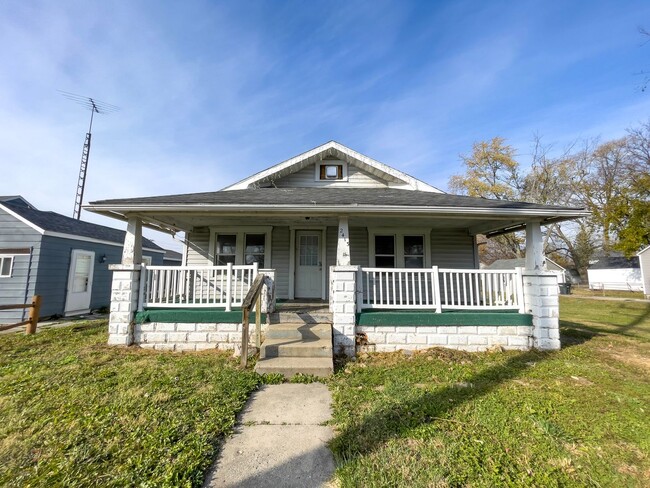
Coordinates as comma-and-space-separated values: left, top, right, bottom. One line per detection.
299, 235, 319, 266
72, 254, 92, 292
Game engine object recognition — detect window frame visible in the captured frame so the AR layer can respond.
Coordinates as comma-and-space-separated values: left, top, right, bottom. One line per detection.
0, 255, 14, 277
209, 226, 272, 268
314, 160, 348, 182
368, 228, 431, 268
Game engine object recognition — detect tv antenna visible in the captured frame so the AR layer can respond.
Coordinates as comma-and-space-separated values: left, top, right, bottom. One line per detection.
60, 91, 120, 220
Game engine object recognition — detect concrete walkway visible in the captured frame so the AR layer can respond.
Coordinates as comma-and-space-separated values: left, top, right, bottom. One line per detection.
203, 383, 336, 488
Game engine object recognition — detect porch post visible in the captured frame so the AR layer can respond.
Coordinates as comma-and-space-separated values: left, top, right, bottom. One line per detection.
336, 216, 351, 266
108, 217, 143, 346
523, 220, 560, 351
330, 265, 358, 356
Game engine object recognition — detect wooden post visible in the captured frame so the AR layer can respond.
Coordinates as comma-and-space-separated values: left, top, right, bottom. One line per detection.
255, 293, 262, 349
241, 308, 249, 368
26, 295, 41, 335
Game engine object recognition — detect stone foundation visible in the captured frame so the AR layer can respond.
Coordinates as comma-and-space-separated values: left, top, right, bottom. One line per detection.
134, 322, 267, 352
357, 325, 533, 352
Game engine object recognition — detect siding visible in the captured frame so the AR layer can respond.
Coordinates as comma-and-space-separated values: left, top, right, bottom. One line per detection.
273, 163, 389, 188
350, 227, 369, 267
271, 226, 290, 298
185, 228, 212, 266
36, 236, 163, 318
0, 209, 42, 324
640, 250, 650, 297
430, 229, 477, 269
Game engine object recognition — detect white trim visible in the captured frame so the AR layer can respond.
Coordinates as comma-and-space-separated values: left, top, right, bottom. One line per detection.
368, 227, 432, 268
637, 245, 650, 256
314, 160, 348, 182
0, 203, 45, 234
208, 226, 272, 267
64, 249, 95, 316
288, 226, 327, 300
0, 255, 15, 278
43, 231, 165, 254
222, 141, 442, 192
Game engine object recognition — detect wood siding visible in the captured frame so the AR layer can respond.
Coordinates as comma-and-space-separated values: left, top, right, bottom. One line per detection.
0, 209, 41, 323
273, 163, 389, 188
271, 226, 290, 298
430, 229, 477, 268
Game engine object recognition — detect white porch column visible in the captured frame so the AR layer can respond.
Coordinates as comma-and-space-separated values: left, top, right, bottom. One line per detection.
336, 216, 351, 266
523, 220, 560, 351
329, 265, 358, 356
108, 217, 143, 346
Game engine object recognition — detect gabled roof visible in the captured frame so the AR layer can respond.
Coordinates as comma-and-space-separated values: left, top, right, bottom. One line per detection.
0, 195, 35, 208
588, 253, 640, 269
0, 201, 164, 252
223, 141, 443, 193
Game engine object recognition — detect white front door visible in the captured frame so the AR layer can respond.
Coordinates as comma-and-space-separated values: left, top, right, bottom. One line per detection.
65, 250, 95, 315
295, 231, 322, 298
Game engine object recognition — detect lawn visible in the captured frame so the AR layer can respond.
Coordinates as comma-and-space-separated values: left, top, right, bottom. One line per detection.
0, 321, 260, 487
328, 297, 650, 487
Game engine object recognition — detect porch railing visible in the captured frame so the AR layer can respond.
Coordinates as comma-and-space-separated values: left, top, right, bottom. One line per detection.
360, 267, 525, 313
139, 263, 258, 311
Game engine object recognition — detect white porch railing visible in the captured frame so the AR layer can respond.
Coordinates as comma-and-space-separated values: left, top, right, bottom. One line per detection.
360, 267, 525, 313
139, 263, 258, 311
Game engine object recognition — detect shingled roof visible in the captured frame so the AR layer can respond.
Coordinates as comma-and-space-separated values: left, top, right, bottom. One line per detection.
1, 201, 163, 251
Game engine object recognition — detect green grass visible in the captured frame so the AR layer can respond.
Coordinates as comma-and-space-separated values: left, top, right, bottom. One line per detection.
0, 321, 261, 487
570, 286, 645, 300
328, 297, 650, 487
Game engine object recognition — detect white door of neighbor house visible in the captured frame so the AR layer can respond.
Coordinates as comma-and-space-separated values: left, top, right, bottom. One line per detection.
65, 250, 95, 315
295, 231, 322, 298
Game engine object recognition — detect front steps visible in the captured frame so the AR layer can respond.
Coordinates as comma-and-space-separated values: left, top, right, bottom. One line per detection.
255, 311, 334, 378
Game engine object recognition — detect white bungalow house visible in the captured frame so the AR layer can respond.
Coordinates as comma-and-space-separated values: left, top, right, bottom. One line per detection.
86, 141, 588, 376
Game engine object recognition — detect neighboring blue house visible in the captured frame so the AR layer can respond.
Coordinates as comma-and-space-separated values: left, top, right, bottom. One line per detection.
0, 196, 165, 324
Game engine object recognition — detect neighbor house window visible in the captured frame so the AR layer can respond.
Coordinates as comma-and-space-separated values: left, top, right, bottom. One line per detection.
141, 256, 153, 266
211, 227, 272, 268
370, 230, 430, 268
0, 255, 14, 277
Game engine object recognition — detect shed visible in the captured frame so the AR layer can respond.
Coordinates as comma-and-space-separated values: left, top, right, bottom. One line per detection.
0, 197, 165, 324
587, 253, 642, 292
638, 245, 650, 298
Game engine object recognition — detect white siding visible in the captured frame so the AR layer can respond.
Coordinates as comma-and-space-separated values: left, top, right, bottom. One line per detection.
185, 228, 212, 266
640, 249, 650, 297
587, 268, 643, 291
271, 226, 290, 298
350, 227, 369, 267
431, 229, 476, 268
273, 163, 389, 188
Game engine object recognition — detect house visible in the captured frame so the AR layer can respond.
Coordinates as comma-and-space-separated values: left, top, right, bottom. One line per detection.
484, 257, 568, 291
0, 197, 165, 324
587, 252, 642, 292
163, 249, 183, 266
86, 141, 587, 375
636, 246, 650, 298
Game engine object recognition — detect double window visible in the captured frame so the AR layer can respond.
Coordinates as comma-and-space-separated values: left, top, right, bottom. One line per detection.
213, 227, 272, 267
370, 232, 427, 268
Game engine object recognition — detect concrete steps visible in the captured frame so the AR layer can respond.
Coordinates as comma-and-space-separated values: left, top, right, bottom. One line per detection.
255, 321, 334, 378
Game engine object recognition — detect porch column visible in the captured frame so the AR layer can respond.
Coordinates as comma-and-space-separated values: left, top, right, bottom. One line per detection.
329, 265, 358, 356
523, 220, 560, 351
108, 217, 143, 346
336, 216, 351, 266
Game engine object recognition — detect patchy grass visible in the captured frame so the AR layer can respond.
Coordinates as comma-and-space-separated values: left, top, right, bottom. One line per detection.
570, 286, 645, 300
328, 297, 650, 487
0, 321, 260, 487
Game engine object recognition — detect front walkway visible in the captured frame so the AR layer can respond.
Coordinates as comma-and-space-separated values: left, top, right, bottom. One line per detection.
203, 383, 336, 487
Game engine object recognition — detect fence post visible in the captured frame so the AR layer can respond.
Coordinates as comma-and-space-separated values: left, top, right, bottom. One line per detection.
138, 264, 147, 312
225, 262, 233, 312
26, 295, 41, 335
255, 293, 262, 349
515, 267, 525, 314
241, 307, 249, 367
432, 266, 442, 313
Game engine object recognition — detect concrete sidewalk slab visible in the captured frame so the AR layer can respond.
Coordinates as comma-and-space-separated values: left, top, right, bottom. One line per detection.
203, 383, 336, 488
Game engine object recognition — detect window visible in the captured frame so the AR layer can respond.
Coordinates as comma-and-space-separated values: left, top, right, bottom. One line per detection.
315, 161, 348, 181
0, 255, 13, 277
211, 227, 272, 267
369, 230, 430, 268
141, 256, 153, 266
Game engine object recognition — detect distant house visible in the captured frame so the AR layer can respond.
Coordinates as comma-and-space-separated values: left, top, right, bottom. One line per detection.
163, 249, 183, 266
638, 246, 650, 298
483, 258, 568, 291
587, 253, 642, 292
0, 196, 165, 324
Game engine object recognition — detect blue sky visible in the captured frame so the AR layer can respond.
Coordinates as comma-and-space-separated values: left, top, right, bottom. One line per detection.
1, 1, 649, 250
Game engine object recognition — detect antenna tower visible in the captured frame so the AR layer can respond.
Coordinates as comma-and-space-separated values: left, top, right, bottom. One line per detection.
60, 91, 119, 220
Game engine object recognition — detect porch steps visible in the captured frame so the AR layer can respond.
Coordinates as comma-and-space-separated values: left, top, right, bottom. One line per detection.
255, 322, 334, 378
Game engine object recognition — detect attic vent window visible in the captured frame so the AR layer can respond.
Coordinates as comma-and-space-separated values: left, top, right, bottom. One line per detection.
320, 164, 343, 180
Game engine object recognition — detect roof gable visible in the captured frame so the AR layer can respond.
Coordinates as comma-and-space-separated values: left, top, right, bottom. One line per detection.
223, 141, 443, 193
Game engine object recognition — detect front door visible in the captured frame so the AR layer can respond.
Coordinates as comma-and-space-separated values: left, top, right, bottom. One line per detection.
295, 231, 322, 298
65, 250, 95, 315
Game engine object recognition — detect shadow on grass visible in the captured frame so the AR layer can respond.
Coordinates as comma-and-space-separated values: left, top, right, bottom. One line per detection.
560, 302, 650, 342
330, 348, 558, 463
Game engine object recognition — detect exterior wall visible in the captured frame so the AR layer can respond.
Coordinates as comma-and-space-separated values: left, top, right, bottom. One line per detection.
431, 229, 476, 268
639, 248, 650, 298
273, 163, 389, 188
0, 208, 41, 324
271, 226, 290, 298
36, 236, 162, 318
134, 322, 264, 352
587, 268, 643, 291
358, 325, 533, 352
185, 227, 212, 266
